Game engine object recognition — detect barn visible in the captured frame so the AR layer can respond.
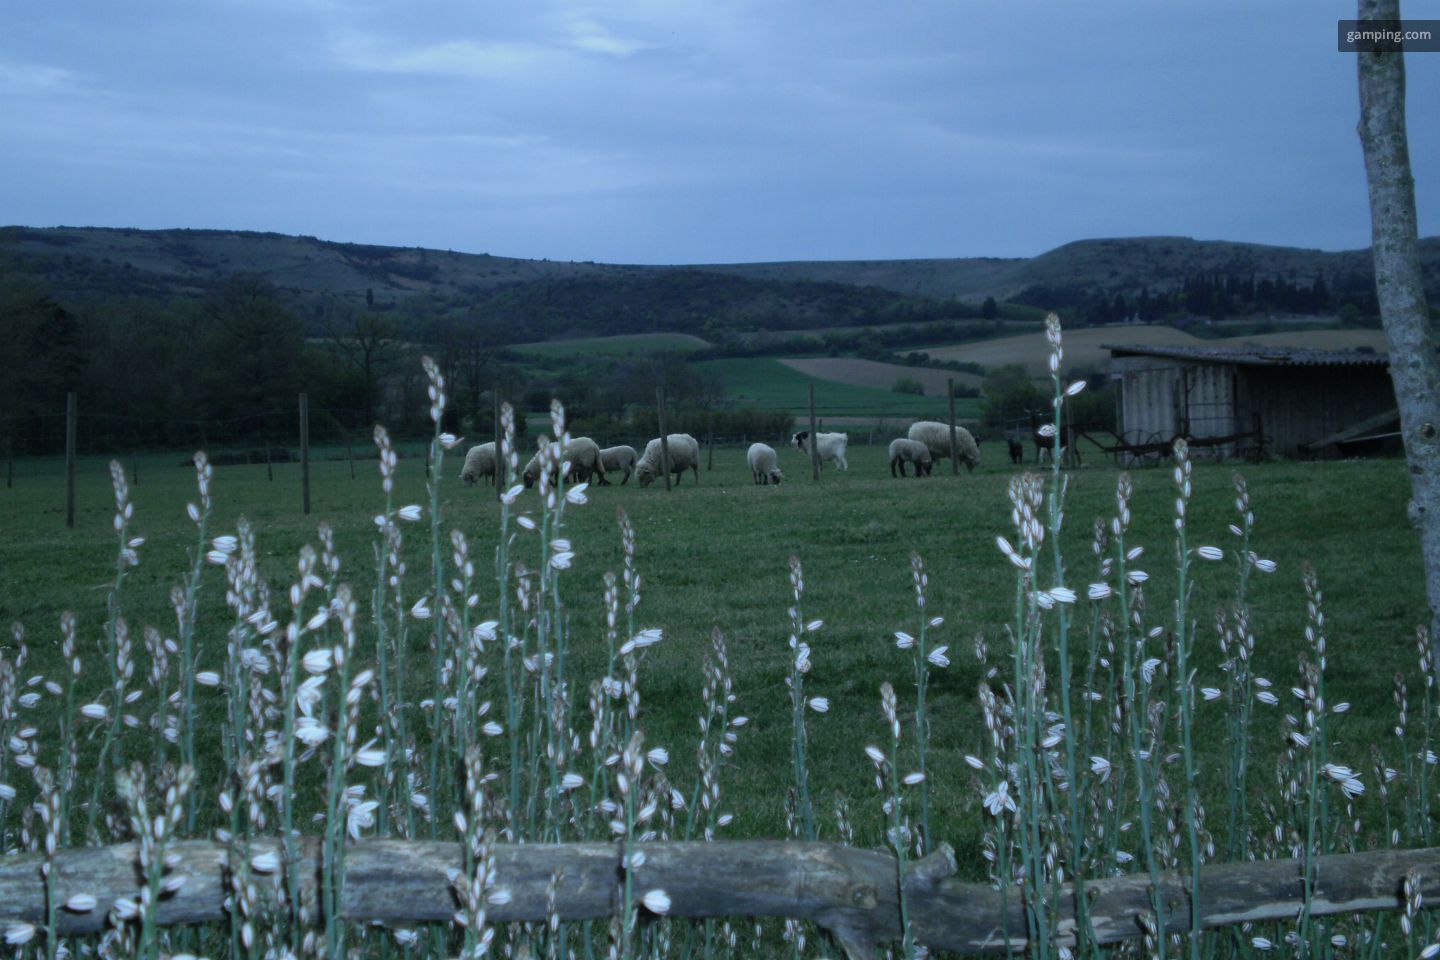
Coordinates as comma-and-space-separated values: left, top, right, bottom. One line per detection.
1105, 344, 1398, 459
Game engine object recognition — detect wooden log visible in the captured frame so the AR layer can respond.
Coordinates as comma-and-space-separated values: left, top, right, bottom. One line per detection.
3, 840, 1438, 957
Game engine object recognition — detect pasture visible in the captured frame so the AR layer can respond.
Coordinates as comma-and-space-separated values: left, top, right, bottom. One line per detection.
0, 440, 1423, 854
777, 357, 984, 396
697, 357, 980, 421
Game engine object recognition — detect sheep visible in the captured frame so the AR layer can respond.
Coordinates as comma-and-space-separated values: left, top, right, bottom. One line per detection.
634, 433, 701, 487
887, 438, 933, 478
459, 442, 497, 487
522, 436, 607, 488
907, 421, 981, 471
596, 445, 638, 485
792, 430, 849, 471
746, 443, 784, 485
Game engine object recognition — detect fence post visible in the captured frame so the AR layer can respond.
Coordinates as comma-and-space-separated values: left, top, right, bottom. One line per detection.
494, 393, 503, 500
707, 412, 714, 471
656, 387, 672, 491
808, 384, 820, 481
131, 458, 139, 487
947, 379, 959, 475
348, 440, 355, 480
65, 391, 77, 529
266, 443, 274, 482
299, 393, 311, 516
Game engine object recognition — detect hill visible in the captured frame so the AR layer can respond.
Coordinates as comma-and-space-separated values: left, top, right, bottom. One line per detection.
3, 226, 1436, 344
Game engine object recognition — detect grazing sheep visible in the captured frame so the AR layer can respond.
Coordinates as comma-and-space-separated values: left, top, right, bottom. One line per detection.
596, 445, 638, 485
635, 433, 701, 487
887, 438, 933, 478
792, 430, 849, 471
459, 442, 497, 487
746, 443, 784, 485
522, 436, 607, 488
907, 421, 981, 471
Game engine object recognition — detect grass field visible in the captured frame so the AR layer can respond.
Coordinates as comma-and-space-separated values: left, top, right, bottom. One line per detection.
777, 357, 983, 396
698, 357, 981, 422
508, 332, 712, 357
1, 444, 1424, 839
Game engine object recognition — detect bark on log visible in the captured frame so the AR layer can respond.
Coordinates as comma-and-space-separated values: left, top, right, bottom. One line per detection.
2, 840, 1438, 957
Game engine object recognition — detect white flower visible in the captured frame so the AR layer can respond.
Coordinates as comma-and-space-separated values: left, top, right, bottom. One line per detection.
926, 646, 950, 668
195, 671, 221, 687
439, 432, 462, 450
250, 851, 281, 873
806, 619, 824, 633
550, 551, 575, 570
641, 889, 671, 914
565, 483, 589, 505
1089, 756, 1112, 782
561, 773, 585, 790
63, 894, 98, 912
1087, 583, 1113, 600
1127, 570, 1149, 585
4, 924, 36, 945
80, 703, 108, 721
354, 740, 386, 767
1253, 557, 1277, 573
500, 483, 525, 505
1252, 937, 1273, 951
295, 716, 330, 747
517, 515, 537, 530
646, 747, 670, 766
964, 755, 985, 770
409, 598, 432, 620
1065, 380, 1087, 397
1048, 586, 1077, 604
620, 628, 663, 656
894, 631, 915, 650
1195, 545, 1224, 560
983, 780, 1017, 816
864, 745, 886, 765
211, 535, 238, 555
302, 648, 333, 675
1201, 687, 1222, 701
807, 697, 830, 713
1256, 690, 1280, 705
304, 608, 330, 632
0, 784, 15, 800
1140, 658, 1161, 684
902, 771, 926, 785
346, 800, 379, 841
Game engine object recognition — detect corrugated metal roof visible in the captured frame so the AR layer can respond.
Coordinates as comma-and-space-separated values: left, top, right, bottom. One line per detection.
1104, 344, 1390, 367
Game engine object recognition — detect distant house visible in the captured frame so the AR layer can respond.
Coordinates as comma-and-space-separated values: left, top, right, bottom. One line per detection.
1106, 344, 1398, 459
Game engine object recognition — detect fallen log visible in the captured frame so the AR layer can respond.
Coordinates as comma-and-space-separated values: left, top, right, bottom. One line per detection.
1, 840, 1437, 958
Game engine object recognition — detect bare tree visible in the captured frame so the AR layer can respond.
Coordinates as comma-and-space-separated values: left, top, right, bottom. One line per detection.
1357, 0, 1440, 662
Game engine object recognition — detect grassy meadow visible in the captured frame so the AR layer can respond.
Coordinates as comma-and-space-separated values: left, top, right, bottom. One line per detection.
698, 357, 981, 421
0, 410, 1433, 955
507, 332, 713, 357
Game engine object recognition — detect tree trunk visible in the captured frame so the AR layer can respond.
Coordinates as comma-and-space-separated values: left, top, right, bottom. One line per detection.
1357, 0, 1440, 670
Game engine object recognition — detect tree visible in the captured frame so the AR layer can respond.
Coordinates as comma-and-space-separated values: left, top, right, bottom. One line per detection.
328, 308, 397, 426
201, 275, 306, 420
1357, 0, 1440, 665
981, 296, 998, 320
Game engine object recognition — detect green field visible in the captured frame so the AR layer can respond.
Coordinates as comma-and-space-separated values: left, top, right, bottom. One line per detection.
698, 357, 981, 422
0, 440, 1433, 955
508, 332, 711, 357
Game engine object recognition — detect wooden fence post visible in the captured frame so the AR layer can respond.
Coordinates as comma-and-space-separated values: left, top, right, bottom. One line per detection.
266, 443, 274, 482
808, 384, 820, 481
348, 440, 355, 480
65, 391, 77, 529
494, 393, 503, 500
656, 387, 672, 491
299, 392, 311, 516
947, 379, 959, 475
707, 411, 714, 471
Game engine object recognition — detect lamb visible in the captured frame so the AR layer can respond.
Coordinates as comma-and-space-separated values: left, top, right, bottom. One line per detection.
634, 433, 701, 487
792, 430, 849, 471
522, 436, 607, 488
459, 442, 498, 487
746, 442, 784, 485
596, 445, 638, 485
887, 438, 933, 478
907, 421, 981, 471
1007, 434, 1025, 465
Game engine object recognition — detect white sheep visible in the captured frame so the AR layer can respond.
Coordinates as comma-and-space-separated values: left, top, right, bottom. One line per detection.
746, 443, 784, 485
459, 442, 497, 487
596, 445, 638, 485
907, 421, 981, 471
522, 436, 607, 488
792, 430, 849, 471
887, 438, 933, 478
635, 433, 701, 487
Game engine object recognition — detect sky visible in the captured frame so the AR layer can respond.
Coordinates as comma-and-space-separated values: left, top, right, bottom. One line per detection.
3, 1, 1437, 265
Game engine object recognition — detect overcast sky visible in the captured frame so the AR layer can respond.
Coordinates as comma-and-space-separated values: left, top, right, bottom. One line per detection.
3, 1, 1437, 264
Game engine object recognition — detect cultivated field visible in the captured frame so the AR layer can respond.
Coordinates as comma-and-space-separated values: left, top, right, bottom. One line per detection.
508, 332, 712, 357
917, 325, 1391, 375
777, 357, 983, 396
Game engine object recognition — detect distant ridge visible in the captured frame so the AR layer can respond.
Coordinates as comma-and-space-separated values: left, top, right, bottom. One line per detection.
2, 226, 1435, 340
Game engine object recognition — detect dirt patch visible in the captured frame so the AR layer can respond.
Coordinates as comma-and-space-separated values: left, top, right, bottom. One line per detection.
778, 357, 981, 396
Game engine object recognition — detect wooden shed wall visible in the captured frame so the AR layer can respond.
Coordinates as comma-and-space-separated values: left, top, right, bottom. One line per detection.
1234, 365, 1394, 458
1115, 357, 1237, 452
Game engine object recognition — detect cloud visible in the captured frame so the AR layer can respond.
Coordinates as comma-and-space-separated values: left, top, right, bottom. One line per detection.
0, 56, 77, 92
